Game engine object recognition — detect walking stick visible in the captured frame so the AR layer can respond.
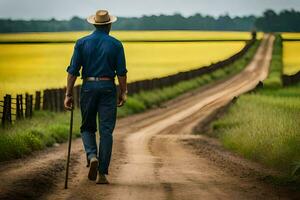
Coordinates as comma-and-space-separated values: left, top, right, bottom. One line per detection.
64, 107, 74, 189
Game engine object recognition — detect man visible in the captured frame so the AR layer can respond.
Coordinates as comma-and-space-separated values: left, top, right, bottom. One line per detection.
64, 10, 128, 184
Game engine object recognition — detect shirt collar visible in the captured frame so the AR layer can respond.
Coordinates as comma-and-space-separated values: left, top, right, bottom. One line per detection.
93, 29, 108, 35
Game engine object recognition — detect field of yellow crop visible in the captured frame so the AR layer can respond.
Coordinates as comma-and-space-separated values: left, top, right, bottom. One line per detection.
283, 41, 300, 75
0, 31, 246, 98
281, 33, 300, 40
0, 31, 255, 42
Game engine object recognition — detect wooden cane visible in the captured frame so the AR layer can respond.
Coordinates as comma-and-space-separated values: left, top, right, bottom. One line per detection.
64, 108, 74, 189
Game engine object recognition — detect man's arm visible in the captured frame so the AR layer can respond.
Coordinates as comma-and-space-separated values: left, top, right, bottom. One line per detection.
64, 73, 77, 110
116, 42, 128, 107
117, 75, 127, 107
64, 40, 82, 110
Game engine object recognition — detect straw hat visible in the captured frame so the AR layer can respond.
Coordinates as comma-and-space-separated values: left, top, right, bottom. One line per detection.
87, 10, 117, 25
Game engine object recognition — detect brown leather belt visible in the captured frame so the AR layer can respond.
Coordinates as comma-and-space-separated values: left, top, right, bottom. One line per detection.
84, 77, 113, 81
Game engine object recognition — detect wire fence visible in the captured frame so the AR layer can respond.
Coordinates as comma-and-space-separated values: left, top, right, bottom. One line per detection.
0, 37, 256, 128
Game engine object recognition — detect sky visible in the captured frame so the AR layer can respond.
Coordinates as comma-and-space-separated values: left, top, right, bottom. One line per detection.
0, 0, 300, 20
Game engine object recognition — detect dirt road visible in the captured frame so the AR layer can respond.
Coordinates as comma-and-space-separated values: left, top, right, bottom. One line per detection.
1, 34, 298, 200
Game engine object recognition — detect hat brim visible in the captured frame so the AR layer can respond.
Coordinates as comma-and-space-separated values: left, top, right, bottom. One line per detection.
87, 15, 117, 25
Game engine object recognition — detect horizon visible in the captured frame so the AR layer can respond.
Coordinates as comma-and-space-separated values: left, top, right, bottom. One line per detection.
0, 8, 298, 21
0, 0, 300, 20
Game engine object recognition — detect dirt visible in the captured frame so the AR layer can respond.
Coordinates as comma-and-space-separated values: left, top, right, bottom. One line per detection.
0, 34, 299, 200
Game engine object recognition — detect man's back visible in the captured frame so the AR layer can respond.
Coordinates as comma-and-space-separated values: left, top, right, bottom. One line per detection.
67, 29, 127, 79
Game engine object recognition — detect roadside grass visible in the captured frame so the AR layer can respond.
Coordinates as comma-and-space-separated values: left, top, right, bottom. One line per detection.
263, 35, 283, 89
0, 111, 81, 161
212, 35, 300, 181
214, 89, 300, 177
0, 41, 259, 162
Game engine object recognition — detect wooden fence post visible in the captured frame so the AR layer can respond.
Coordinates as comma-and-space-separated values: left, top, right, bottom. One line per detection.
42, 90, 48, 110
2, 95, 12, 128
50, 89, 56, 112
35, 91, 41, 110
7, 95, 12, 124
53, 89, 58, 112
57, 89, 61, 112
25, 93, 29, 118
59, 88, 65, 111
29, 95, 33, 117
42, 89, 65, 112
25, 93, 33, 118
16, 94, 24, 120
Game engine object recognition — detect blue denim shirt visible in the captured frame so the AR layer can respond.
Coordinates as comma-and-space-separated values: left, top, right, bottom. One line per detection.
66, 29, 127, 79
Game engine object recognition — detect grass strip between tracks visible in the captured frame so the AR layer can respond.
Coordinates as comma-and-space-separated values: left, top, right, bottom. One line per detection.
212, 35, 300, 182
0, 41, 260, 162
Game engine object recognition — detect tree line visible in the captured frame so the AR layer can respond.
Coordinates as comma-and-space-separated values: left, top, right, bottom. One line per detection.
256, 9, 300, 32
0, 9, 299, 33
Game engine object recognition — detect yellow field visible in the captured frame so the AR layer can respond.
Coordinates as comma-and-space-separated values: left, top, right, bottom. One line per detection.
0, 31, 255, 42
281, 33, 300, 40
0, 31, 247, 98
283, 41, 300, 75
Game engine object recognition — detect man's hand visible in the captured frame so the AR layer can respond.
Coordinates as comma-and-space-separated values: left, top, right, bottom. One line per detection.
64, 73, 77, 110
64, 95, 73, 110
117, 75, 127, 107
117, 92, 127, 107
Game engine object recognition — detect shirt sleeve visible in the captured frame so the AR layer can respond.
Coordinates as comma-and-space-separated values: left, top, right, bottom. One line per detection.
66, 41, 82, 77
116, 44, 127, 76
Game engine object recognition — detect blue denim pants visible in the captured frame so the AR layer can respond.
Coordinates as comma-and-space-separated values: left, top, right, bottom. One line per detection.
80, 80, 117, 175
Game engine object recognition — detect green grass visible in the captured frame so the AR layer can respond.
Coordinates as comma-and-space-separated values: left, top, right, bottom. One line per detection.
263, 35, 283, 88
0, 111, 81, 161
212, 35, 300, 181
0, 41, 259, 162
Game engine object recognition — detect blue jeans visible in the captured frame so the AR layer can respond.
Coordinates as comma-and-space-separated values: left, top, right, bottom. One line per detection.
80, 80, 117, 175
